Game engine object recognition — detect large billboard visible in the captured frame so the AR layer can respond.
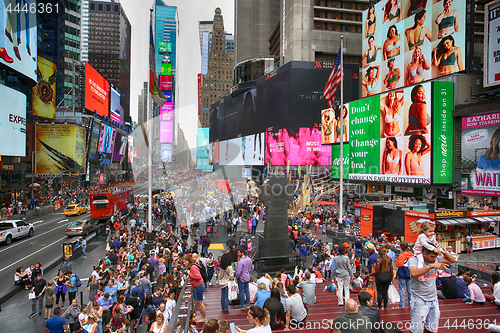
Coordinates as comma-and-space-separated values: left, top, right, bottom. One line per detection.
197, 128, 212, 170
321, 107, 349, 144
0, 0, 37, 84
265, 128, 331, 166
160, 121, 173, 143
161, 143, 172, 162
112, 132, 127, 161
32, 56, 56, 119
160, 102, 173, 121
461, 111, 500, 195
345, 81, 453, 185
110, 87, 121, 123
88, 121, 101, 161
35, 125, 86, 174
485, 0, 500, 87
85, 63, 109, 117
98, 124, 115, 154
209, 62, 360, 142
0, 84, 26, 156
160, 75, 172, 91
361, 0, 465, 97
218, 133, 266, 166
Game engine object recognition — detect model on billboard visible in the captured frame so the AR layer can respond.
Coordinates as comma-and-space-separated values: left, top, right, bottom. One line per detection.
435, 0, 459, 38
4, 0, 35, 62
335, 106, 349, 143
382, 137, 403, 174
383, 25, 401, 60
362, 36, 382, 68
407, 0, 427, 17
477, 127, 500, 171
383, 0, 402, 23
381, 90, 404, 137
405, 11, 432, 50
405, 84, 428, 135
405, 135, 430, 176
321, 109, 335, 144
239, 91, 257, 136
362, 66, 380, 96
405, 47, 430, 85
383, 59, 401, 90
365, 5, 377, 38
432, 35, 463, 76
0, 1, 13, 63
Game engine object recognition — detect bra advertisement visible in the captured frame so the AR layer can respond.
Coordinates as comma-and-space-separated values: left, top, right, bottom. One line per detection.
461, 110, 500, 196
361, 0, 465, 98
346, 81, 453, 185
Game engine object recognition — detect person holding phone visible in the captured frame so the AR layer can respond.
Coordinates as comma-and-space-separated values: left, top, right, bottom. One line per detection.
235, 305, 272, 333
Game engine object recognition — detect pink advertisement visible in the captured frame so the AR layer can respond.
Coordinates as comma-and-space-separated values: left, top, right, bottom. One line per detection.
462, 112, 500, 129
160, 75, 173, 91
160, 103, 173, 121
265, 128, 332, 166
160, 121, 173, 143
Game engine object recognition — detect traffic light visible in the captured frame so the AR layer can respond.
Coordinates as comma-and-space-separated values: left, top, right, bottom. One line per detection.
69, 172, 72, 177
77, 172, 80, 176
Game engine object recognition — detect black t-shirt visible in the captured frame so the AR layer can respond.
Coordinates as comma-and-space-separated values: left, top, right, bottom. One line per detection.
32, 268, 42, 279
108, 253, 118, 265
229, 249, 238, 263
440, 275, 458, 299
33, 278, 47, 295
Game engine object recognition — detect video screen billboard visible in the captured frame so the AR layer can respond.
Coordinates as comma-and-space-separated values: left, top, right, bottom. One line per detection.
321, 107, 349, 144
35, 125, 86, 174
265, 128, 331, 166
0, 0, 37, 84
160, 75, 172, 91
209, 62, 360, 142
485, 0, 500, 87
112, 132, 127, 161
160, 102, 173, 121
164, 92, 173, 102
161, 144, 172, 163
210, 142, 219, 165
461, 111, 500, 195
345, 81, 453, 185
161, 63, 172, 75
88, 121, 101, 161
361, 0, 465, 97
85, 63, 109, 117
110, 87, 121, 123
160, 121, 173, 143
0, 84, 26, 156
197, 127, 209, 157
32, 56, 56, 119
98, 124, 115, 154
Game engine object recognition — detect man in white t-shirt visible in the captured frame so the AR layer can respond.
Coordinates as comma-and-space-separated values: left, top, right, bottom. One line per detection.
256, 274, 272, 292
284, 284, 307, 330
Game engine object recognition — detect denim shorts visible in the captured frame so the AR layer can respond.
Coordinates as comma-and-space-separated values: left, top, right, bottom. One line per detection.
410, 297, 440, 333
192, 282, 205, 302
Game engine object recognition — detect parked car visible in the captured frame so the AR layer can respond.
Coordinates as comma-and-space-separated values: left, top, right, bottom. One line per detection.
64, 204, 87, 216
0, 220, 35, 245
65, 219, 97, 237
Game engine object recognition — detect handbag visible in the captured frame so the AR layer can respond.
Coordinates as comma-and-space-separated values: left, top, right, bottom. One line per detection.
28, 292, 36, 300
228, 280, 238, 301
388, 283, 400, 304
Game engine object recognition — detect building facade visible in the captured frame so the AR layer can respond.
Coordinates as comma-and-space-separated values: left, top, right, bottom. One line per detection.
200, 8, 234, 128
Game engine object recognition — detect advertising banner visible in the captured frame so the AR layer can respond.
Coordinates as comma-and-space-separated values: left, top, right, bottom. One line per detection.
197, 128, 210, 158
32, 56, 56, 119
210, 142, 219, 165
160, 75, 173, 91
85, 63, 109, 117
461, 111, 500, 195
485, 0, 500, 87
160, 102, 173, 121
160, 121, 173, 143
0, 0, 37, 84
242, 133, 265, 165
0, 84, 26, 156
265, 128, 332, 166
161, 144, 172, 163
88, 121, 101, 161
219, 138, 244, 166
321, 107, 349, 145
432, 81, 453, 183
98, 124, 115, 154
331, 143, 350, 179
161, 63, 172, 75
361, 0, 465, 97
164, 92, 173, 102
348, 82, 432, 185
35, 125, 86, 174
197, 158, 212, 171
110, 87, 121, 123
112, 132, 127, 161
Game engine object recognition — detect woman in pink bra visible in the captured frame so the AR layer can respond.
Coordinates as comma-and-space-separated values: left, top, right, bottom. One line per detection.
405, 47, 430, 85
382, 137, 402, 175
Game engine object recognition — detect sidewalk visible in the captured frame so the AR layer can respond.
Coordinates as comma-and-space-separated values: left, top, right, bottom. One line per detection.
1, 239, 107, 333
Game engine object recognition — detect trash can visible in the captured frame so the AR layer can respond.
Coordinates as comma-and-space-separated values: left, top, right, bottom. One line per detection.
62, 237, 83, 261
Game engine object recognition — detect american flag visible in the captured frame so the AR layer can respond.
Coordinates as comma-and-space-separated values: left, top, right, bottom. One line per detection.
323, 46, 343, 108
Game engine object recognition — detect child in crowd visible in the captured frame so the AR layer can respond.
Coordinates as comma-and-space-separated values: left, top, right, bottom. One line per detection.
464, 275, 486, 304
325, 256, 333, 280
414, 221, 443, 256
350, 273, 363, 293
315, 267, 323, 284
215, 256, 221, 282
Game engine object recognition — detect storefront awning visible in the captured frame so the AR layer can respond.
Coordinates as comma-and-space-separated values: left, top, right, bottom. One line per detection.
434, 217, 478, 225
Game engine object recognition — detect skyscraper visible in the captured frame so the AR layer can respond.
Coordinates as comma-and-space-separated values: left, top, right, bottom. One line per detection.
137, 82, 148, 126
200, 8, 234, 128
81, 0, 131, 123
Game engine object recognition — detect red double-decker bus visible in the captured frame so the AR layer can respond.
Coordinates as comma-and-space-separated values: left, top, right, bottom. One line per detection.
90, 181, 134, 220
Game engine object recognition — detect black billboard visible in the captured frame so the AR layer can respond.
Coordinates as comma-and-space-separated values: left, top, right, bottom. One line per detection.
209, 61, 360, 142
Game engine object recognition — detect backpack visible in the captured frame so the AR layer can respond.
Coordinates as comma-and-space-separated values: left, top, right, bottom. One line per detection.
194, 263, 209, 284
73, 273, 82, 288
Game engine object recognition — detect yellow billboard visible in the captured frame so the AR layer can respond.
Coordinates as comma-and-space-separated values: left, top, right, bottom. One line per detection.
33, 57, 57, 119
35, 125, 86, 174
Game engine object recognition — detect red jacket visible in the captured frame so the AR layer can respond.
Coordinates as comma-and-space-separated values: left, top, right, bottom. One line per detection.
396, 250, 414, 269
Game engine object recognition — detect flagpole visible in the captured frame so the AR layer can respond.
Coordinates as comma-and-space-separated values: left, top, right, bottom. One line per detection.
148, 8, 153, 233
339, 36, 344, 230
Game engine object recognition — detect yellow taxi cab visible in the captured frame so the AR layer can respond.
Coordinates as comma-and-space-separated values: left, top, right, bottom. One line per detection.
64, 204, 87, 216
153, 191, 175, 200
